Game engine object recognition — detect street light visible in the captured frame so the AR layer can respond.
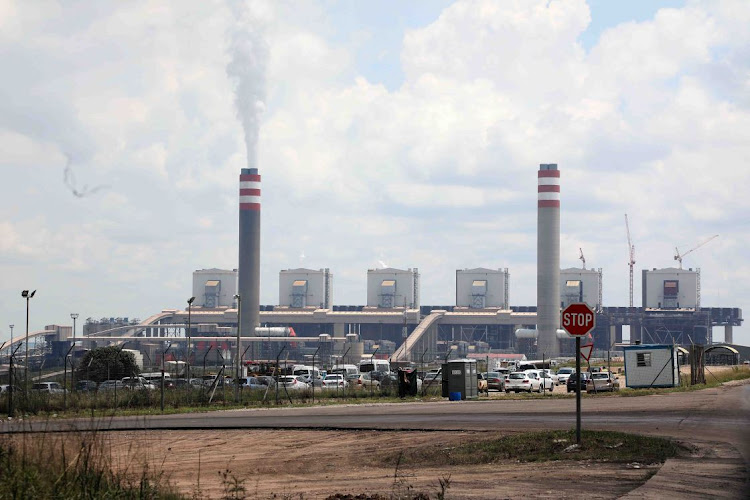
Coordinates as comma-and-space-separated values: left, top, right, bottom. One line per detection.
70, 313, 79, 343
21, 290, 36, 394
233, 294, 241, 403
186, 297, 195, 380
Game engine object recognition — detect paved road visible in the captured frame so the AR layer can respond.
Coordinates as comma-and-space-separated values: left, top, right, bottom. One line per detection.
3, 382, 749, 497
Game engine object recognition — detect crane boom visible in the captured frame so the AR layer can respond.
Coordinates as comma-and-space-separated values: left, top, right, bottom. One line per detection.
625, 214, 635, 307
674, 234, 719, 269
579, 247, 586, 270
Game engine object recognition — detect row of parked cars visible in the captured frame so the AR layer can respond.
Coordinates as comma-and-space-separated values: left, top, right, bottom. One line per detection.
477, 366, 620, 394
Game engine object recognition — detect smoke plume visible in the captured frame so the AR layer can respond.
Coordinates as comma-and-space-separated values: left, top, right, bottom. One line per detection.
226, 2, 269, 169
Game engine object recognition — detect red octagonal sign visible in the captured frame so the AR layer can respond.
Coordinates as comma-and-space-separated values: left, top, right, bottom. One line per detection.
561, 303, 596, 337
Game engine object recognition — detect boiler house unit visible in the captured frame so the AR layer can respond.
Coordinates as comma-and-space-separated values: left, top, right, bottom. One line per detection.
456, 268, 510, 309
560, 268, 602, 310
367, 268, 420, 309
192, 268, 238, 308
642, 268, 699, 309
279, 268, 332, 309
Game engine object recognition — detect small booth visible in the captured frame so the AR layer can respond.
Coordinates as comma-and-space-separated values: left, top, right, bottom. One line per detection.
623, 344, 680, 389
441, 359, 478, 400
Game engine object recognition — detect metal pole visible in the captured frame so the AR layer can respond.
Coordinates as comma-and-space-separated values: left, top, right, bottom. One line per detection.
70, 313, 79, 344
161, 342, 171, 413
24, 294, 30, 397
234, 294, 241, 403
576, 336, 582, 444
63, 345, 75, 411
311, 345, 320, 404
187, 300, 192, 381
370, 348, 378, 398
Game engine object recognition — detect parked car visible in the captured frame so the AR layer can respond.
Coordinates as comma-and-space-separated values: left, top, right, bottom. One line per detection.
357, 372, 380, 389
586, 372, 620, 393
566, 372, 591, 393
538, 371, 556, 392
423, 370, 442, 386
75, 380, 98, 392
32, 382, 65, 394
477, 373, 489, 394
542, 369, 560, 385
556, 367, 575, 385
321, 374, 347, 389
278, 375, 308, 391
505, 371, 542, 393
239, 376, 266, 390
0, 384, 22, 394
98, 380, 126, 391
483, 372, 505, 391
122, 377, 156, 390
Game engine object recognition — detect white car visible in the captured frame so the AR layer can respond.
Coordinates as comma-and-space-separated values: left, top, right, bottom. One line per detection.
536, 371, 555, 392
505, 371, 542, 393
541, 369, 559, 386
278, 375, 309, 391
556, 367, 575, 385
321, 374, 348, 389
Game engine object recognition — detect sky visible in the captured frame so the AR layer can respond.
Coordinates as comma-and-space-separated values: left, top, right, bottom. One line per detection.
1, 0, 748, 346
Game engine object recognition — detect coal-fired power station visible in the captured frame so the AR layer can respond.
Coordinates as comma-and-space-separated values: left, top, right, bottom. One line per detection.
238, 167, 261, 337
537, 163, 561, 357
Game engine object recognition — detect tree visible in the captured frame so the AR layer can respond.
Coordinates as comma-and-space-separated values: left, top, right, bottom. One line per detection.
76, 346, 140, 383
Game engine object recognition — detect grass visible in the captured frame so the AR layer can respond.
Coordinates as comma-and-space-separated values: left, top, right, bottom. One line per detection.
381, 429, 685, 467
0, 430, 182, 499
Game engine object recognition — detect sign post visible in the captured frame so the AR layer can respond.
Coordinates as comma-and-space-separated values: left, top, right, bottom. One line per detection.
561, 303, 596, 444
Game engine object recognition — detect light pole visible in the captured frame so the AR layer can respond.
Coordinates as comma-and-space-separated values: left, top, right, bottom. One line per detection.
9, 324, 13, 351
233, 294, 241, 403
70, 313, 79, 343
21, 290, 36, 395
186, 297, 195, 380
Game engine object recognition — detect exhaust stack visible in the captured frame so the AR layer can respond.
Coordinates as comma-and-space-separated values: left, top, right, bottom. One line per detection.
238, 167, 261, 337
537, 164, 560, 357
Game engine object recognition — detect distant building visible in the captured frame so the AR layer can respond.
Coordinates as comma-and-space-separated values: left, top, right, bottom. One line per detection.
279, 268, 332, 309
560, 268, 602, 310
642, 268, 698, 309
456, 268, 509, 309
192, 269, 238, 308
366, 268, 420, 309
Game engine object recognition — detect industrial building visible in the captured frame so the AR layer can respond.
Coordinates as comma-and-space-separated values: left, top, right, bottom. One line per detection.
192, 269, 238, 308
279, 268, 332, 309
366, 268, 420, 309
456, 268, 509, 309
560, 268, 602, 310
642, 268, 699, 309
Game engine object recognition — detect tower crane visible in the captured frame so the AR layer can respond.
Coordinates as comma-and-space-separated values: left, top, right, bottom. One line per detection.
625, 214, 635, 307
674, 235, 719, 269
579, 248, 586, 270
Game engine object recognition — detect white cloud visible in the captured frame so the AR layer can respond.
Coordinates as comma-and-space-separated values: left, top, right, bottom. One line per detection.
0, 0, 748, 344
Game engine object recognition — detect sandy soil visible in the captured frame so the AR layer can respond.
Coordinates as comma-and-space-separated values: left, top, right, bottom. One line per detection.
103, 429, 660, 499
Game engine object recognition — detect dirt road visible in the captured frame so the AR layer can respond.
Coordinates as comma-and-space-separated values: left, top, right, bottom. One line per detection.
94, 381, 749, 499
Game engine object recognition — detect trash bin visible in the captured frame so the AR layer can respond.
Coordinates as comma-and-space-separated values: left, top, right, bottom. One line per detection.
449, 391, 462, 401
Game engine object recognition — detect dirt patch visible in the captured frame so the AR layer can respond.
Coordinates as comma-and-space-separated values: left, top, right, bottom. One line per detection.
102, 430, 662, 499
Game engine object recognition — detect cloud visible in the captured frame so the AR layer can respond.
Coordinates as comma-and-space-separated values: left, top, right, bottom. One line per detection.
0, 0, 748, 344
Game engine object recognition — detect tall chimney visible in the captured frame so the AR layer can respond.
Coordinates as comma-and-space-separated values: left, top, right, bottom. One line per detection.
239, 167, 261, 337
537, 164, 560, 357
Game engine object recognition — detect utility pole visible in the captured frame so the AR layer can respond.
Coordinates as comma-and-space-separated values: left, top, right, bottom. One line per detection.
233, 294, 241, 403
21, 290, 36, 397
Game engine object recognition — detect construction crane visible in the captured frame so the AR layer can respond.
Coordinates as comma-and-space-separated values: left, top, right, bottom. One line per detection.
674, 234, 719, 269
625, 214, 635, 308
579, 248, 586, 269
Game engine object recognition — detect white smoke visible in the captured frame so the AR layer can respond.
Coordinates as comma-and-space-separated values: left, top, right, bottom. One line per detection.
226, 1, 269, 169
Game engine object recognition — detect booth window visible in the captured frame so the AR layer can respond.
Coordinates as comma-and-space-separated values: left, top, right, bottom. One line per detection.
636, 352, 651, 367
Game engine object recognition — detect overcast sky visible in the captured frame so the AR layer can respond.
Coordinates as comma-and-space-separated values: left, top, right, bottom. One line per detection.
1, 0, 748, 345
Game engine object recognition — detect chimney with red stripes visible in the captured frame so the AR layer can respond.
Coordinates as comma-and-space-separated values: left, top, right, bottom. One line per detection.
239, 167, 261, 338
537, 164, 560, 357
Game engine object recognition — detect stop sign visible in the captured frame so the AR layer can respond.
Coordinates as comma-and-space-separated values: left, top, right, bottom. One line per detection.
561, 303, 596, 337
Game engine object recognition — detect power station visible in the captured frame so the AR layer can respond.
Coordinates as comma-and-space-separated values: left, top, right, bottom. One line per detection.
3, 163, 745, 368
